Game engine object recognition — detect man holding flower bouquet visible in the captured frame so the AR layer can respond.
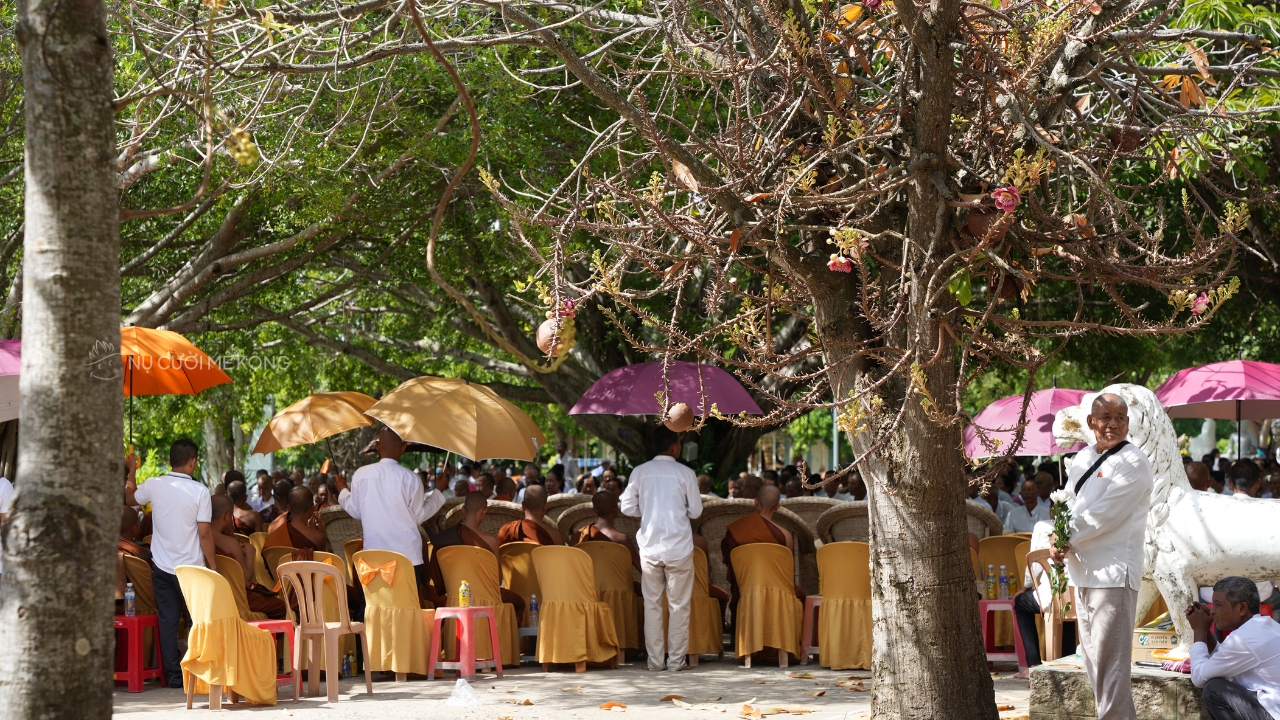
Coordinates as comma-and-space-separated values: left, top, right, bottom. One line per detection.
1049, 394, 1153, 720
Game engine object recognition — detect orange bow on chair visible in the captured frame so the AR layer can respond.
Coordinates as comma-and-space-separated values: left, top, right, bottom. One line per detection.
357, 557, 397, 587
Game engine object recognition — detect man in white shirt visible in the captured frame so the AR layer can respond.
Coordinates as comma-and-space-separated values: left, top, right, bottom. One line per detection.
0, 474, 13, 584
555, 441, 580, 484
1051, 394, 1153, 720
1187, 576, 1280, 720
124, 439, 216, 688
1003, 479, 1051, 533
592, 459, 613, 479
336, 426, 446, 587
249, 469, 272, 512
620, 427, 703, 671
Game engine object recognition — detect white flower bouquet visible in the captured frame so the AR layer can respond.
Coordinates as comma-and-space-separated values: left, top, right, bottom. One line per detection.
1048, 488, 1073, 613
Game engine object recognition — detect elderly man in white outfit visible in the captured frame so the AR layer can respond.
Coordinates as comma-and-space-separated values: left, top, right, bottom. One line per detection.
620, 426, 703, 671
1052, 393, 1153, 720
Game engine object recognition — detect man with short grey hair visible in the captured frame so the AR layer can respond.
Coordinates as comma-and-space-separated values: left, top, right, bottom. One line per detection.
1187, 576, 1280, 720
1051, 393, 1153, 720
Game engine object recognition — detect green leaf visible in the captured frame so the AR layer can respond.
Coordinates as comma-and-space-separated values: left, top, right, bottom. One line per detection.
948, 270, 973, 307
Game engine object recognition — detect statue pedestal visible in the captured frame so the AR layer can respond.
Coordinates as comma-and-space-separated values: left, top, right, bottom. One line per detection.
1029, 657, 1206, 720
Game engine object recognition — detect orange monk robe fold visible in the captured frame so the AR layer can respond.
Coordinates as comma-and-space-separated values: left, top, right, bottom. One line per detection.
497, 519, 557, 546
264, 513, 323, 552
720, 513, 802, 611
573, 525, 608, 545
214, 546, 287, 620
118, 538, 151, 562
431, 524, 526, 615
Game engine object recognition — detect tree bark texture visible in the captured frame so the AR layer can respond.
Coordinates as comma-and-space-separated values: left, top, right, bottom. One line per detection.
0, 0, 121, 715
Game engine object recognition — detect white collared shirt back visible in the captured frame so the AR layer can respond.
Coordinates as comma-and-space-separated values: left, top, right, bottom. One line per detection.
134, 472, 212, 574
619, 455, 702, 562
339, 458, 445, 565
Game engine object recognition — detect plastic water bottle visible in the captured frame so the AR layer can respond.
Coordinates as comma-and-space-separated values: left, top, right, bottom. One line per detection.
998, 565, 1009, 600
459, 580, 471, 608
530, 593, 539, 629
124, 583, 136, 617
985, 565, 996, 600
341, 653, 351, 679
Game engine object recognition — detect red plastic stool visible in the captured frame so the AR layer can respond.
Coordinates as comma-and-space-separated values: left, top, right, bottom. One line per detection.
979, 598, 1027, 671
114, 615, 166, 692
248, 619, 296, 684
427, 606, 504, 681
800, 595, 822, 664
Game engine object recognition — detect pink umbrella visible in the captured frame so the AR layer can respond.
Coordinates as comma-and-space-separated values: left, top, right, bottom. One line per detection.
570, 361, 763, 416
0, 339, 19, 423
964, 387, 1088, 459
1156, 360, 1280, 421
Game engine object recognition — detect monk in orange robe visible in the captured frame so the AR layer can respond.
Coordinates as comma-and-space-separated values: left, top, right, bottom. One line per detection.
226, 476, 262, 535
427, 492, 525, 615
116, 506, 151, 609
496, 485, 563, 546
211, 496, 287, 620
573, 490, 641, 571
265, 486, 327, 559
720, 485, 800, 617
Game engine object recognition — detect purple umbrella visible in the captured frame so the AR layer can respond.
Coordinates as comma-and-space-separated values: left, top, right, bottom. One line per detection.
570, 361, 763, 416
964, 387, 1087, 459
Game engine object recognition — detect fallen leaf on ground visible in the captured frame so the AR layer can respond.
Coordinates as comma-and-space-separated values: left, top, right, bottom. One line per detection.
661, 695, 686, 702
740, 704, 762, 718
563, 687, 585, 693
802, 691, 825, 697
758, 705, 814, 715
501, 699, 534, 706
600, 702, 627, 710
673, 699, 695, 708
846, 675, 870, 680
996, 705, 1015, 711
752, 679, 778, 685
787, 672, 815, 679
812, 681, 828, 686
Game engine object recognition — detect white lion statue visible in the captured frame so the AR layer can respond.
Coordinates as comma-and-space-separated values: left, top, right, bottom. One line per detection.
1054, 383, 1280, 656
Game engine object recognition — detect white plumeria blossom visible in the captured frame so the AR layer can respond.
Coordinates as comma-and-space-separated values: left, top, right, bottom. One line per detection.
1049, 489, 1073, 505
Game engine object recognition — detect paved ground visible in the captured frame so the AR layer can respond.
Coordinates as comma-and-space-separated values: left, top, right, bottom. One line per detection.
113, 659, 1032, 718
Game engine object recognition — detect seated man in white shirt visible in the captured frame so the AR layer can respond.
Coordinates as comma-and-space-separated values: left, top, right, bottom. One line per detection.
1003, 479, 1050, 533
335, 426, 447, 589
1187, 576, 1280, 720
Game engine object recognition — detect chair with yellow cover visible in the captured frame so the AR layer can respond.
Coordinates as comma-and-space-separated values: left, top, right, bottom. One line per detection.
978, 535, 1025, 648
684, 547, 725, 664
354, 549, 435, 681
530, 546, 620, 671
262, 546, 295, 584
343, 539, 364, 584
174, 565, 278, 710
215, 555, 268, 622
498, 542, 542, 626
435, 545, 520, 667
576, 541, 641, 651
814, 542, 871, 670
730, 543, 802, 668
248, 532, 273, 588
273, 551, 354, 674
277, 560, 372, 703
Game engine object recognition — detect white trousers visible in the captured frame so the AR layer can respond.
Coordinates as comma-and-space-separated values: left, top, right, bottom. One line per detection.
1076, 586, 1139, 720
640, 551, 695, 670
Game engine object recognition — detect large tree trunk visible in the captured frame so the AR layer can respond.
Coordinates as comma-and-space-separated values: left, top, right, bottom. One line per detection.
0, 0, 121, 715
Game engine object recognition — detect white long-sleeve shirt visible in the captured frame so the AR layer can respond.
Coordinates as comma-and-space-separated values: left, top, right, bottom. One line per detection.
339, 458, 445, 565
1191, 615, 1280, 719
0, 477, 12, 578
619, 455, 703, 562
1064, 443, 1153, 589
1003, 502, 1050, 533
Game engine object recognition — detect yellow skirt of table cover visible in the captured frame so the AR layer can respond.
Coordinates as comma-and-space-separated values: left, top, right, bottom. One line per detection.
576, 541, 641, 650
816, 542, 871, 670
436, 545, 520, 666
530, 546, 620, 664
356, 549, 436, 675
731, 543, 801, 658
498, 542, 541, 626
175, 565, 278, 706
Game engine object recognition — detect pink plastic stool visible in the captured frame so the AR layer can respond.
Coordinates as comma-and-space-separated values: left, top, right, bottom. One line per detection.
800, 595, 822, 664
249, 618, 297, 684
113, 615, 166, 692
427, 606, 504, 680
979, 598, 1027, 671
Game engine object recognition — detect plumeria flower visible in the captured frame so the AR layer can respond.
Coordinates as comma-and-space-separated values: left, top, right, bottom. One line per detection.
1049, 489, 1073, 504
828, 254, 854, 273
1190, 292, 1210, 316
991, 186, 1020, 213
863, 0, 882, 10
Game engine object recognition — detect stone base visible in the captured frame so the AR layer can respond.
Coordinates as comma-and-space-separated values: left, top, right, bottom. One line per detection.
1029, 657, 1206, 720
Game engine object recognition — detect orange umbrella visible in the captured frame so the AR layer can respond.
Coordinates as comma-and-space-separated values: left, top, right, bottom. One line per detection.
121, 326, 232, 444
251, 392, 376, 455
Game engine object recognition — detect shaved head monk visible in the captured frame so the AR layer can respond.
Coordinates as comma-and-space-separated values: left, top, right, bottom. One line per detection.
264, 486, 327, 553
497, 485, 564, 545
226, 478, 262, 534
721, 485, 798, 624
428, 493, 525, 615
494, 477, 517, 502
574, 490, 641, 570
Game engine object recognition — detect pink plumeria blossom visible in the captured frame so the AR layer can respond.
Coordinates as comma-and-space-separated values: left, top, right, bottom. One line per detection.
863, 0, 883, 10
992, 186, 1021, 213
1190, 292, 1210, 316
828, 254, 854, 273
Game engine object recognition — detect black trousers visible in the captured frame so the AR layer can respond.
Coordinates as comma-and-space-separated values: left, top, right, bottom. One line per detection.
1204, 677, 1273, 720
1014, 590, 1075, 667
151, 567, 187, 685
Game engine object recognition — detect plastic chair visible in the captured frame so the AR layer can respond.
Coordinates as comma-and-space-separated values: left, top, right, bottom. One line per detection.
277, 560, 372, 703
577, 541, 641, 651
214, 555, 268, 621
248, 532, 274, 587
498, 542, 542, 662
262, 546, 296, 583
173, 565, 279, 709
436, 545, 521, 666
686, 547, 725, 664
234, 532, 252, 545
354, 549, 435, 680
810, 542, 871, 670
1013, 540, 1031, 593
730, 543, 802, 668
530, 546, 619, 671
1026, 549, 1076, 661
113, 614, 165, 692
343, 538, 364, 584
427, 606, 504, 680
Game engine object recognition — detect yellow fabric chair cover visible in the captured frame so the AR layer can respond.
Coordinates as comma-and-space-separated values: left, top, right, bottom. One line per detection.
174, 565, 278, 706
123, 556, 159, 616
436, 545, 520, 666
354, 549, 435, 675
215, 555, 267, 622
815, 542, 871, 670
978, 536, 1024, 647
248, 532, 273, 588
498, 542, 541, 626
731, 544, 802, 659
688, 547, 724, 656
530, 546, 620, 665
576, 542, 641, 650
